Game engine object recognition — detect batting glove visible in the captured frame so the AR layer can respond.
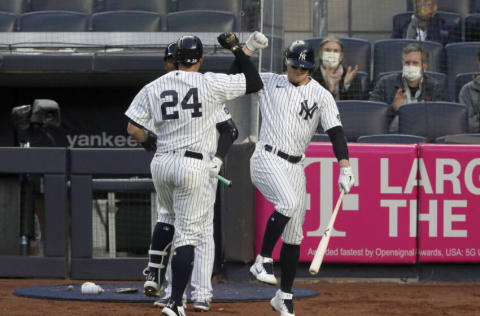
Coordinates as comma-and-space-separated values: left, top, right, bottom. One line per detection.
338, 166, 355, 193
217, 32, 240, 51
209, 156, 223, 178
245, 31, 269, 52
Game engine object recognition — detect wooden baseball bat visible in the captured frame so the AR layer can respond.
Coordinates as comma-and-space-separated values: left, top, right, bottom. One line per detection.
309, 190, 345, 275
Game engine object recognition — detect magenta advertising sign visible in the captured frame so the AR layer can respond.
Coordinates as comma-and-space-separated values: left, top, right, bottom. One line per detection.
255, 143, 418, 263
418, 145, 480, 262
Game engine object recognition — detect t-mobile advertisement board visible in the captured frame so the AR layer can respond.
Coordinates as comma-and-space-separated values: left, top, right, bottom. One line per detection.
255, 143, 418, 263
418, 145, 480, 262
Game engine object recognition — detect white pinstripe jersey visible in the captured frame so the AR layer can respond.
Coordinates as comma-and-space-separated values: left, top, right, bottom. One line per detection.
125, 70, 245, 156
258, 73, 342, 156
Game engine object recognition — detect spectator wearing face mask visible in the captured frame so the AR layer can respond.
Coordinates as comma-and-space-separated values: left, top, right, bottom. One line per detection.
405, 0, 456, 46
370, 43, 447, 132
311, 35, 362, 100
459, 48, 480, 133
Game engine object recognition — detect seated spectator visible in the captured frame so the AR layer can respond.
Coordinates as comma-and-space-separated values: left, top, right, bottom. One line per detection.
370, 43, 447, 132
459, 49, 480, 133
311, 36, 362, 100
405, 0, 456, 46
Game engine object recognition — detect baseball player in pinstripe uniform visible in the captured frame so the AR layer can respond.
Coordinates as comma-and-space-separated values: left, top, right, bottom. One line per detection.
142, 42, 239, 312
126, 33, 265, 316
231, 38, 355, 316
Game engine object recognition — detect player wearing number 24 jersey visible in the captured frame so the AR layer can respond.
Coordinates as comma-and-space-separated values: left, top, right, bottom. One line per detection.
126, 33, 263, 316
229, 36, 356, 316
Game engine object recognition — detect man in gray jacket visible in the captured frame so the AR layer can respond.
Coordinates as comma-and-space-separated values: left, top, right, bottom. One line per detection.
370, 43, 447, 132
459, 49, 480, 133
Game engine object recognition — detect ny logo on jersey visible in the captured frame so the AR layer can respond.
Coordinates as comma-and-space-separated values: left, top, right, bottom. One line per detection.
299, 52, 307, 61
299, 100, 318, 120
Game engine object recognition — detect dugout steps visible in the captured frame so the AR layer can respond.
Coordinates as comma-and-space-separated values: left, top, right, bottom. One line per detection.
13, 282, 319, 302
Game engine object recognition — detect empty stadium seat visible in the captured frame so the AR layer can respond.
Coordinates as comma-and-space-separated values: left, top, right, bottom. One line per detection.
407, 0, 471, 15
398, 102, 468, 141
167, 10, 235, 32
392, 11, 461, 43
373, 39, 444, 80
304, 37, 371, 75
436, 133, 480, 144
0, 0, 28, 13
455, 72, 477, 102
102, 0, 168, 14
91, 11, 161, 32
0, 12, 17, 32
335, 101, 390, 141
29, 0, 97, 13
311, 133, 330, 142
446, 42, 480, 103
357, 134, 426, 144
18, 10, 89, 31
174, 0, 242, 13
464, 14, 480, 41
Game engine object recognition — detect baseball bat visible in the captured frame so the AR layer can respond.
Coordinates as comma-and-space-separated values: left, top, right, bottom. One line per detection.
216, 174, 232, 187
309, 190, 345, 275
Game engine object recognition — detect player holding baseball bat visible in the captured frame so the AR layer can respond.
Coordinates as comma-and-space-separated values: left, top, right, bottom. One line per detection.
230, 35, 355, 316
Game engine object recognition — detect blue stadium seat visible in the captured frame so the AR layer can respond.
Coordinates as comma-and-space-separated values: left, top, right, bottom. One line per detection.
174, 0, 242, 13
399, 102, 468, 141
335, 101, 390, 141
167, 10, 236, 32
357, 134, 426, 144
18, 10, 89, 31
392, 11, 462, 43
455, 72, 477, 102
436, 133, 480, 144
311, 133, 330, 142
304, 37, 371, 75
445, 42, 480, 103
102, 0, 168, 14
464, 14, 480, 41
373, 39, 444, 80
374, 71, 449, 100
29, 0, 97, 13
91, 11, 161, 32
0, 0, 28, 13
0, 12, 17, 32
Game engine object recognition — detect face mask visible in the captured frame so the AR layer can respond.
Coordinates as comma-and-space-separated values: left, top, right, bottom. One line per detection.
322, 51, 340, 68
403, 65, 422, 82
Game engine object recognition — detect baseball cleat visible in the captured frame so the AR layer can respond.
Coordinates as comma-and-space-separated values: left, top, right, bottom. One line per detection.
162, 299, 187, 316
144, 268, 161, 297
250, 254, 278, 285
270, 289, 295, 316
193, 300, 210, 312
155, 296, 187, 309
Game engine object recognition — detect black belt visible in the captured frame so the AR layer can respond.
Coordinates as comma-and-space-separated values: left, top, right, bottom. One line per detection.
264, 145, 302, 164
184, 150, 203, 160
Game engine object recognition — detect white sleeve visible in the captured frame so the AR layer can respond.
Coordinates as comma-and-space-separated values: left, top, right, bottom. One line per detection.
319, 89, 342, 131
215, 105, 232, 123
125, 87, 151, 128
204, 72, 247, 104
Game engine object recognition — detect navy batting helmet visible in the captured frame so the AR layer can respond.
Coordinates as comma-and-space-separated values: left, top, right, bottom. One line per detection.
175, 35, 203, 65
285, 40, 315, 69
164, 42, 177, 61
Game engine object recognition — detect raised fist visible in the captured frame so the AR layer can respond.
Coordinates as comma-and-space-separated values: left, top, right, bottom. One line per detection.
217, 32, 240, 51
245, 31, 269, 52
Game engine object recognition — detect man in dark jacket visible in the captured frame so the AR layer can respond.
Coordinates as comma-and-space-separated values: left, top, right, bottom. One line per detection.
405, 0, 457, 46
370, 42, 448, 132
459, 49, 480, 133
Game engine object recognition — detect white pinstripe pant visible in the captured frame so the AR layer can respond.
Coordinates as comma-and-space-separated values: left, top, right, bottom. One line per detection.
250, 143, 307, 245
154, 152, 217, 302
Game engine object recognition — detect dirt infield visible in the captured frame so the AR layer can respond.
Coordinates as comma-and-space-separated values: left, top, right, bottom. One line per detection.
1, 278, 480, 316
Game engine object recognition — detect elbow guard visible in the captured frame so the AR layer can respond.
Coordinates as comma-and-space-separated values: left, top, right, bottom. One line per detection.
217, 119, 238, 141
